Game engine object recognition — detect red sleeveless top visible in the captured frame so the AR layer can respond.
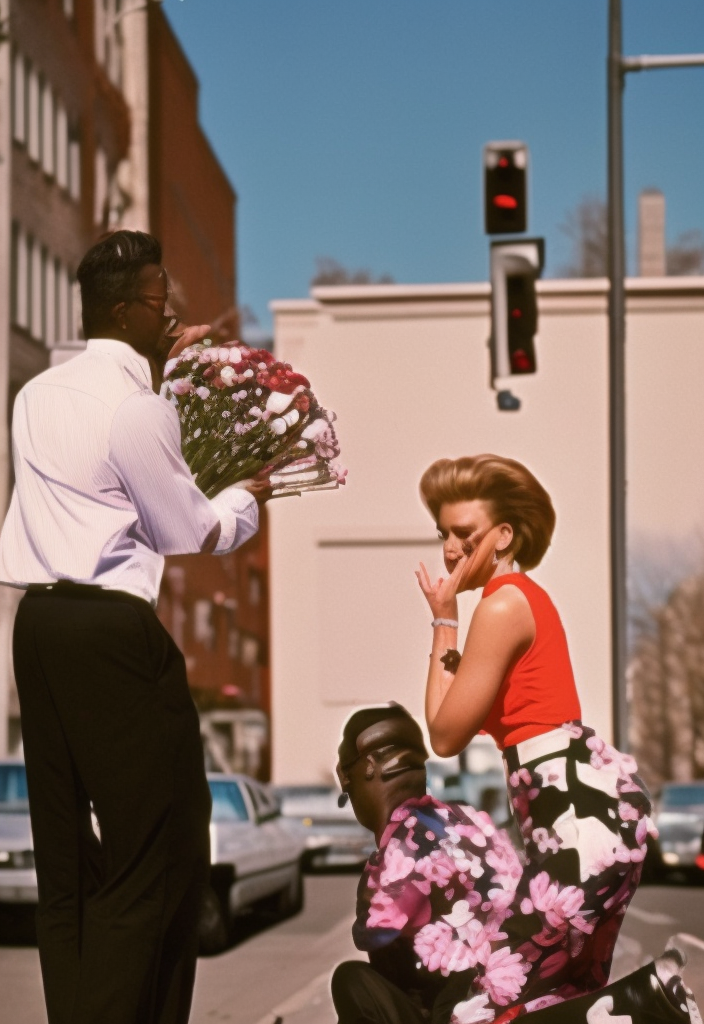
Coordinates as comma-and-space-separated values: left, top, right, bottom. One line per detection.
479, 573, 581, 750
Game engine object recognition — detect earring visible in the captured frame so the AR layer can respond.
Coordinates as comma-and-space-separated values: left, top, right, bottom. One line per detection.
492, 551, 499, 566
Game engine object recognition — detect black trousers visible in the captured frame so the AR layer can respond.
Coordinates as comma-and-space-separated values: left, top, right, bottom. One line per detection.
331, 961, 470, 1024
13, 583, 212, 1024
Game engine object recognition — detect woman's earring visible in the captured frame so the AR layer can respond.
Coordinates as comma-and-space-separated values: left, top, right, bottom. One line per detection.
492, 551, 499, 566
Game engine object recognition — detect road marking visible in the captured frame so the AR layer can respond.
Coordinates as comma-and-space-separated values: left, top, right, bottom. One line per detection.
625, 906, 676, 926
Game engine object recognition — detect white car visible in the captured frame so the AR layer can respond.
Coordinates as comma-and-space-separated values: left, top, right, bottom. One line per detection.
0, 760, 36, 904
201, 773, 307, 952
273, 784, 375, 870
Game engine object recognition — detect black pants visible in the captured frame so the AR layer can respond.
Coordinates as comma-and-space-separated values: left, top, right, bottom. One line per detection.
13, 584, 212, 1024
331, 961, 469, 1024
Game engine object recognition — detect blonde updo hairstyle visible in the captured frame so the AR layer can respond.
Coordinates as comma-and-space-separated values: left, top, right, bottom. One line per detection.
419, 454, 556, 571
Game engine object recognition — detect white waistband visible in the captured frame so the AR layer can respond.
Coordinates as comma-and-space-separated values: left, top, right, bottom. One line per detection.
512, 727, 572, 766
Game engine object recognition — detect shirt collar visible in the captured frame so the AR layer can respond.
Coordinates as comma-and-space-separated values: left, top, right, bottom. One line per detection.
86, 338, 153, 390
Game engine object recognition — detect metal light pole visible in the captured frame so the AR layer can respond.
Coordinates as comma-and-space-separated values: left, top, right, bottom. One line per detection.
606, 0, 704, 750
607, 0, 628, 752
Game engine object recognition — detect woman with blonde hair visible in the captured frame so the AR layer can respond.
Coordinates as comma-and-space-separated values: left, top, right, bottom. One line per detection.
405, 454, 658, 1021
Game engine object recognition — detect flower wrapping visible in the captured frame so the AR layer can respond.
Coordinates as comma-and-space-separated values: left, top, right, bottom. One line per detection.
163, 340, 346, 498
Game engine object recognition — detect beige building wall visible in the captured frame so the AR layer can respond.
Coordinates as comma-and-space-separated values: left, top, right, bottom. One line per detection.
269, 277, 704, 785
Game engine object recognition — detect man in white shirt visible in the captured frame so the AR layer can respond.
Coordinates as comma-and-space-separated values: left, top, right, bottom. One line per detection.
0, 230, 269, 1024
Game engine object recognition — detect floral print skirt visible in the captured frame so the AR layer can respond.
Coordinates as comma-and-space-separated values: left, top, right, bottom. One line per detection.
450, 722, 656, 1023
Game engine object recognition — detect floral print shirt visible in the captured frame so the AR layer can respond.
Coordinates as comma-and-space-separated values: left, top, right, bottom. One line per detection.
353, 795, 523, 1008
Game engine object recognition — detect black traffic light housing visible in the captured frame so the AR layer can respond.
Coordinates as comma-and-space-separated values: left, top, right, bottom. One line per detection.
489, 238, 545, 406
483, 141, 528, 235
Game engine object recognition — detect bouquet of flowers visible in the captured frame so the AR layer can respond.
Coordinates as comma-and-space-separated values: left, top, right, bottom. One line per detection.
163, 341, 346, 499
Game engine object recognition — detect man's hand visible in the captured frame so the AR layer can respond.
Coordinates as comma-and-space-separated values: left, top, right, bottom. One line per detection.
243, 470, 274, 506
167, 323, 212, 361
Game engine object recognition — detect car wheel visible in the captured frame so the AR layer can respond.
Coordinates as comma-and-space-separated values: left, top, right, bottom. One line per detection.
198, 885, 229, 954
275, 865, 304, 918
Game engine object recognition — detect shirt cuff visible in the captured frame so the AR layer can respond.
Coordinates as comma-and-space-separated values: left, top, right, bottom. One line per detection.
209, 485, 259, 554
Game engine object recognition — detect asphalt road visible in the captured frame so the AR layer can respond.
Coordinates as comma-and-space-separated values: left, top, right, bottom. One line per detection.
1, 874, 704, 1024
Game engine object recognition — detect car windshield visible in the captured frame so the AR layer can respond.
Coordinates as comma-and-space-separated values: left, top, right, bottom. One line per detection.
0, 764, 29, 811
661, 785, 704, 808
208, 780, 249, 823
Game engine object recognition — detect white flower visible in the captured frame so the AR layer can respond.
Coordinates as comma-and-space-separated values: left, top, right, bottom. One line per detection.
163, 357, 178, 377
243, 368, 254, 378
282, 409, 300, 428
195, 387, 210, 400
266, 391, 294, 415
270, 418, 287, 435
220, 366, 235, 383
442, 899, 474, 929
193, 428, 202, 438
301, 417, 328, 440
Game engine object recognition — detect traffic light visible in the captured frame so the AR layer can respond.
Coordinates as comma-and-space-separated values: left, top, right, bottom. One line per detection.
490, 238, 544, 389
484, 142, 528, 235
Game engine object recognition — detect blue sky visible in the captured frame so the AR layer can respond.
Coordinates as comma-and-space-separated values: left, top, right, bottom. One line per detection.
162, 1, 704, 333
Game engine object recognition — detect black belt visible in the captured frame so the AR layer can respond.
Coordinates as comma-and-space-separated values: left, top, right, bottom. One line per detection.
26, 580, 150, 607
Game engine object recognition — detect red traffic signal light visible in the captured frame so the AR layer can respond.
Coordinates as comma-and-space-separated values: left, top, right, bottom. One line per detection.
484, 142, 528, 235
489, 238, 544, 390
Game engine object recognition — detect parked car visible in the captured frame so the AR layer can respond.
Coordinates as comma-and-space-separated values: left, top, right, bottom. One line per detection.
0, 760, 36, 905
273, 784, 375, 870
649, 781, 704, 879
201, 773, 307, 952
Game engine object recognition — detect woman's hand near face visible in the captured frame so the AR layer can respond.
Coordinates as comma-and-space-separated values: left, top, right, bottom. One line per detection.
415, 557, 467, 620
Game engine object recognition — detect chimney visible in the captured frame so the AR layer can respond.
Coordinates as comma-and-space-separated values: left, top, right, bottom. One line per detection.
638, 189, 666, 276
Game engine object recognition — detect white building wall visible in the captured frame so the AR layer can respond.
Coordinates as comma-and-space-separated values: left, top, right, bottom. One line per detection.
269, 278, 704, 785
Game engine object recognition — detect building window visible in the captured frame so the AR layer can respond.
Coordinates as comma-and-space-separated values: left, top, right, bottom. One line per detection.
94, 146, 108, 227
55, 102, 68, 190
57, 262, 70, 344
12, 52, 26, 145
95, 0, 124, 90
27, 65, 40, 162
11, 223, 29, 329
248, 570, 262, 607
41, 82, 55, 178
193, 600, 215, 649
44, 251, 56, 346
29, 238, 43, 341
69, 130, 81, 201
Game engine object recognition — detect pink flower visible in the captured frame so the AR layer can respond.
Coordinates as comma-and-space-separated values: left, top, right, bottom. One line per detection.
195, 386, 210, 400
526, 873, 586, 928
416, 851, 455, 887
440, 938, 477, 975
618, 801, 639, 822
414, 921, 453, 972
531, 827, 560, 854
367, 890, 408, 931
380, 846, 415, 886
524, 994, 564, 1013
509, 768, 532, 788
170, 377, 194, 395
481, 946, 530, 1005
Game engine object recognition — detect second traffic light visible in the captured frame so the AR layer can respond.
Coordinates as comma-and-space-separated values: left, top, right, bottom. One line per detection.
490, 238, 545, 382
484, 141, 528, 235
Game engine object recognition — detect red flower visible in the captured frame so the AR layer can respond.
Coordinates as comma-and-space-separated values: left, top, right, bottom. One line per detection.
202, 366, 216, 380
211, 376, 227, 390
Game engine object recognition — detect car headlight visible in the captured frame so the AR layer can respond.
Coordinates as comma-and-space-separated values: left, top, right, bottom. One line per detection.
662, 852, 680, 866
0, 850, 35, 869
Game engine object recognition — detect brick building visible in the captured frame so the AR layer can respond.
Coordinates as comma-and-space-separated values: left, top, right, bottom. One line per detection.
0, 0, 272, 777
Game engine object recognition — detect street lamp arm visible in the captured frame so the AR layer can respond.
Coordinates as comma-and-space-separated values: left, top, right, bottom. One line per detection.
622, 53, 704, 72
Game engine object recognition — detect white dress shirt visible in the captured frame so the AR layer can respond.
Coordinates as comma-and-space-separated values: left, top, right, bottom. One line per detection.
0, 338, 258, 605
